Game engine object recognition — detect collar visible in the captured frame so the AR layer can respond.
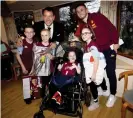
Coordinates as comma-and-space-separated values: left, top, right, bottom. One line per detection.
44, 23, 53, 29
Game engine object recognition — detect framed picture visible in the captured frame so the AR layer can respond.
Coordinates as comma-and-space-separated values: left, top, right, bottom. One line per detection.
117, 1, 133, 59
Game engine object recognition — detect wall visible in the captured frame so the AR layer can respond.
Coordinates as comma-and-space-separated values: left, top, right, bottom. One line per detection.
116, 55, 133, 97
3, 16, 18, 43
0, 16, 8, 44
104, 55, 133, 97
100, 1, 117, 27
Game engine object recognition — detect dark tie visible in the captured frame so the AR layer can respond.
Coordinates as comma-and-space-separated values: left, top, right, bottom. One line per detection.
48, 27, 51, 31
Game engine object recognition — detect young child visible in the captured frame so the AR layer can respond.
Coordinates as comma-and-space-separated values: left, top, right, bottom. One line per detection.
81, 27, 108, 111
30, 29, 55, 98
16, 36, 25, 55
50, 50, 81, 105
16, 26, 35, 75
16, 26, 35, 104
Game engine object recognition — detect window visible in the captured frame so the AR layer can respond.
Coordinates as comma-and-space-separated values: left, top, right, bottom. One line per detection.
59, 6, 70, 22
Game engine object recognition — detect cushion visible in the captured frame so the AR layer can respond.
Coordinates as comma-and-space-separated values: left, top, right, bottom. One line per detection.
123, 89, 133, 105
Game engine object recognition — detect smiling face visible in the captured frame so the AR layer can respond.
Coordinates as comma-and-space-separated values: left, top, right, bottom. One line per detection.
81, 28, 92, 42
76, 5, 88, 20
41, 30, 50, 42
24, 28, 35, 40
43, 10, 55, 26
68, 51, 76, 63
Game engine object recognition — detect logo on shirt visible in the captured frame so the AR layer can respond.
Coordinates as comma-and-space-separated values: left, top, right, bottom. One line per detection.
91, 20, 97, 29
57, 34, 60, 36
24, 46, 28, 48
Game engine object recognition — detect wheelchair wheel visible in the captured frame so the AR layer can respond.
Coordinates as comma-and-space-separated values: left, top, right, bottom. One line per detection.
33, 111, 45, 118
84, 89, 91, 107
77, 101, 83, 118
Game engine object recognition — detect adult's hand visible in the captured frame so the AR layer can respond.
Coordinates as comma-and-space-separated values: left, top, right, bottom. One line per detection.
22, 66, 28, 75
113, 44, 119, 53
50, 42, 56, 49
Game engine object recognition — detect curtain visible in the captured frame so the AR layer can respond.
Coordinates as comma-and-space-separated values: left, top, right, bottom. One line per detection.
100, 1, 118, 27
3, 16, 18, 44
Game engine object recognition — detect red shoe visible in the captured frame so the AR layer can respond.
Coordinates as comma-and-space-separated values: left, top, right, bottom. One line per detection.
56, 94, 62, 105
52, 91, 61, 101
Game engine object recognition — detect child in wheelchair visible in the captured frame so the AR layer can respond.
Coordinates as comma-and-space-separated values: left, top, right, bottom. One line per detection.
49, 49, 81, 105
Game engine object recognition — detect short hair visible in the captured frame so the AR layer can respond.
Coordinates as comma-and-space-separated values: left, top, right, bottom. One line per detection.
75, 2, 86, 10
40, 29, 50, 34
67, 48, 77, 56
24, 25, 34, 31
42, 7, 55, 15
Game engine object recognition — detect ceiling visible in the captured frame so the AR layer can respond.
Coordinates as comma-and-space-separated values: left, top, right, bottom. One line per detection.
6, 0, 77, 12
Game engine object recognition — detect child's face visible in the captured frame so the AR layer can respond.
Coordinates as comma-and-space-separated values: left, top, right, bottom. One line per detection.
68, 51, 76, 63
24, 28, 35, 39
81, 28, 92, 42
41, 30, 50, 42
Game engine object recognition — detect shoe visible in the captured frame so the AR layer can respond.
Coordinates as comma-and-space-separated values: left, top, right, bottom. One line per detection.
52, 91, 61, 101
106, 94, 116, 107
56, 95, 62, 105
24, 98, 32, 104
88, 102, 99, 111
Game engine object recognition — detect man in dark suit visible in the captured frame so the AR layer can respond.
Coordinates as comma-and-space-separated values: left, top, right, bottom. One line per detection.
34, 7, 65, 44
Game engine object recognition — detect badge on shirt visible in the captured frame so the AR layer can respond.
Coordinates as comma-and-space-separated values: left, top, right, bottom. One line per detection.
91, 20, 97, 29
24, 46, 28, 48
57, 34, 60, 36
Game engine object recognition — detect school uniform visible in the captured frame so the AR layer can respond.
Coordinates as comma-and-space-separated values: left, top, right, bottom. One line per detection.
20, 39, 34, 74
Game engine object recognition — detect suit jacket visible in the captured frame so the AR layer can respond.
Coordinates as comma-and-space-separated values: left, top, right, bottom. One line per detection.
34, 21, 65, 43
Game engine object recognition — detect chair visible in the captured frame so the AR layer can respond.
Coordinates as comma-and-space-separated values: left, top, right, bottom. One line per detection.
119, 70, 133, 118
12, 63, 21, 80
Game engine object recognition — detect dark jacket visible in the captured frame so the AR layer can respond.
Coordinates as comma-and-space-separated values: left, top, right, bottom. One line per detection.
34, 21, 65, 43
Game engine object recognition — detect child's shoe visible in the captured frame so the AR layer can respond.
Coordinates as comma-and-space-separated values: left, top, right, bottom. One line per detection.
56, 95, 62, 105
52, 91, 61, 101
88, 102, 99, 111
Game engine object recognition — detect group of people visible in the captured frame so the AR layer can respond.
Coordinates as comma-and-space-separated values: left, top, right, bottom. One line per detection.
16, 3, 119, 111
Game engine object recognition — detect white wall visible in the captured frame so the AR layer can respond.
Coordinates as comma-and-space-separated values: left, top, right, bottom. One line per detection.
116, 55, 133, 97
104, 55, 133, 97
0, 16, 8, 44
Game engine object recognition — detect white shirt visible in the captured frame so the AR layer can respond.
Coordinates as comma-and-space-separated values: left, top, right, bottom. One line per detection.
44, 23, 54, 39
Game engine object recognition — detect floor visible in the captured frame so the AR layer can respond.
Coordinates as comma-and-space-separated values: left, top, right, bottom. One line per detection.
1, 79, 133, 118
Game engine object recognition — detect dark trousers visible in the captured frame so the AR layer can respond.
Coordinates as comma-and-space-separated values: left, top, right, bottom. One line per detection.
49, 82, 73, 98
103, 49, 117, 95
41, 75, 51, 98
89, 78, 107, 101
1, 57, 12, 80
